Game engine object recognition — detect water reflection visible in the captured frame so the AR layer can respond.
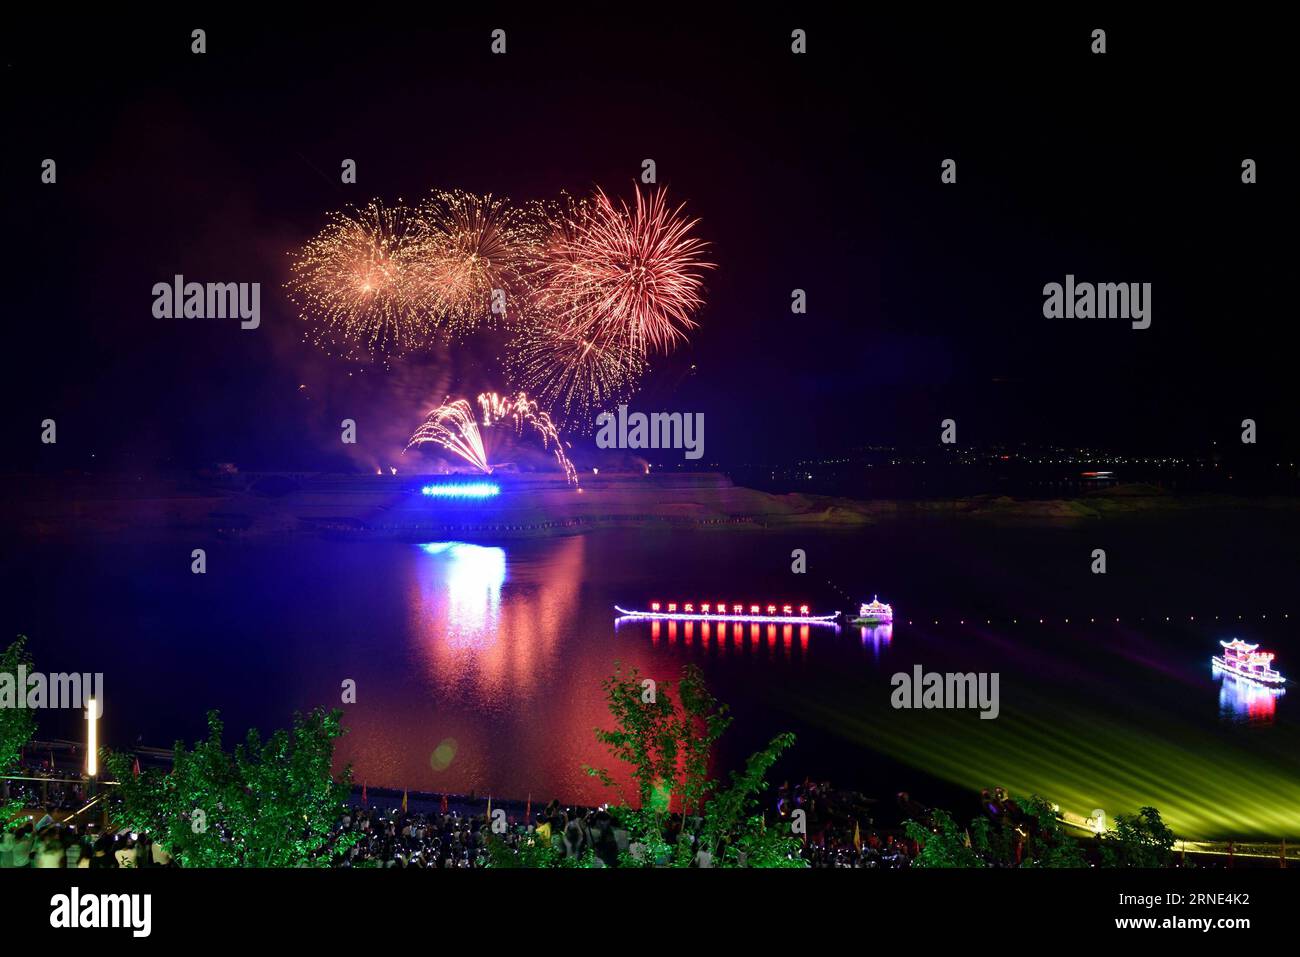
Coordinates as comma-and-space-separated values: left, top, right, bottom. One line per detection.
860, 623, 893, 660
416, 543, 506, 646
1215, 670, 1284, 724
626, 618, 836, 660
406, 537, 583, 707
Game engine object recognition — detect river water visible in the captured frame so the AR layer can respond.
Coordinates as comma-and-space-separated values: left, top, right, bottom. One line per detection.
5, 512, 1299, 838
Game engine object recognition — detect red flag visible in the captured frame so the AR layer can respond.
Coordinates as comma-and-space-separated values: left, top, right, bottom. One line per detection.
441, 793, 448, 815
401, 789, 408, 813
132, 757, 141, 779
525, 793, 531, 825
361, 782, 368, 806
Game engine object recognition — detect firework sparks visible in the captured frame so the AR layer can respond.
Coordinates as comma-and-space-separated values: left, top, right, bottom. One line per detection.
477, 391, 579, 486
415, 190, 549, 334
536, 184, 713, 357
406, 399, 490, 474
407, 391, 579, 486
505, 322, 645, 433
286, 200, 436, 361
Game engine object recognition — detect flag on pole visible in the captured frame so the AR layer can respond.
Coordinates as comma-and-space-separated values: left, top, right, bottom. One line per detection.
525, 793, 531, 825
853, 821, 862, 852
401, 789, 408, 814
440, 793, 448, 815
361, 782, 367, 806
132, 757, 141, 779
486, 795, 492, 825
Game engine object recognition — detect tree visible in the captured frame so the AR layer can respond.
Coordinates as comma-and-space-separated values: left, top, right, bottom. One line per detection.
905, 809, 985, 868
488, 663, 801, 867
585, 662, 730, 815
1018, 796, 1087, 868
1100, 806, 1175, 868
1, 637, 38, 830
703, 732, 803, 867
105, 708, 357, 867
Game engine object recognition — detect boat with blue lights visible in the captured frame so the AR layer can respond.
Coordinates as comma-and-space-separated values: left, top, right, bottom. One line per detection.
613, 601, 839, 625
850, 597, 894, 625
1212, 639, 1286, 686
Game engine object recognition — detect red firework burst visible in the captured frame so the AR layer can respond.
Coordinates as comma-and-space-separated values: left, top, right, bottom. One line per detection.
536, 185, 713, 357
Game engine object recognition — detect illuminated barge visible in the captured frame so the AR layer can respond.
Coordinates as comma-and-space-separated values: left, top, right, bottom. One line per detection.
1212, 639, 1286, 686
613, 601, 840, 625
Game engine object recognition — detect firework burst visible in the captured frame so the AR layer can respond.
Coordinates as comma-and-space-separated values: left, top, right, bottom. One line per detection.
286, 200, 436, 361
536, 184, 713, 357
415, 190, 549, 334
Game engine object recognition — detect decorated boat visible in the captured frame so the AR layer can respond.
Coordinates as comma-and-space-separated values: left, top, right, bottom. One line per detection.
850, 596, 894, 624
1212, 639, 1286, 686
613, 601, 839, 625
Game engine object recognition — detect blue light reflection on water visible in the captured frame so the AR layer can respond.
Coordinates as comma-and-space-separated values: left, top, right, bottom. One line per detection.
415, 542, 506, 643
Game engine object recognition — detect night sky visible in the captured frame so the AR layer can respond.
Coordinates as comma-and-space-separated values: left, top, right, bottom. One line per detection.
5, 13, 1295, 470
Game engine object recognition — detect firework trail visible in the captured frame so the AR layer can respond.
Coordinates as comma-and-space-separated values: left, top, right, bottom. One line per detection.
406, 392, 579, 485
286, 200, 436, 361
535, 184, 713, 357
414, 190, 549, 334
477, 391, 579, 486
406, 399, 490, 473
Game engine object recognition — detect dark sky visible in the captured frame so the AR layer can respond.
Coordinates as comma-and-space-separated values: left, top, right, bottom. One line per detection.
4, 12, 1295, 469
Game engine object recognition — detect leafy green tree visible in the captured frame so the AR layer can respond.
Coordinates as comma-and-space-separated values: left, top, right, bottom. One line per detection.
484, 832, 595, 868
1019, 796, 1087, 868
702, 731, 802, 866
105, 708, 357, 867
587, 664, 803, 867
905, 809, 985, 867
1100, 806, 1175, 868
585, 662, 730, 815
484, 663, 800, 868
1, 637, 38, 830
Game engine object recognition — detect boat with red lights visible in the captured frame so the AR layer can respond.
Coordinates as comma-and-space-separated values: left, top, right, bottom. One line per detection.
613, 601, 839, 625
1212, 639, 1286, 686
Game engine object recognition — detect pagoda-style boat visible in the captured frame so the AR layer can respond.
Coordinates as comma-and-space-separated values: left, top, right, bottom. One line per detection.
613, 601, 839, 625
1212, 639, 1286, 686
850, 596, 894, 625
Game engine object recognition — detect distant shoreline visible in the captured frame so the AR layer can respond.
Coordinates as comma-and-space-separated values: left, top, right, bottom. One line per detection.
4, 471, 1299, 543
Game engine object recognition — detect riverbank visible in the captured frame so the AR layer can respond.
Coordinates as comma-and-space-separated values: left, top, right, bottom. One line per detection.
5, 471, 1299, 543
